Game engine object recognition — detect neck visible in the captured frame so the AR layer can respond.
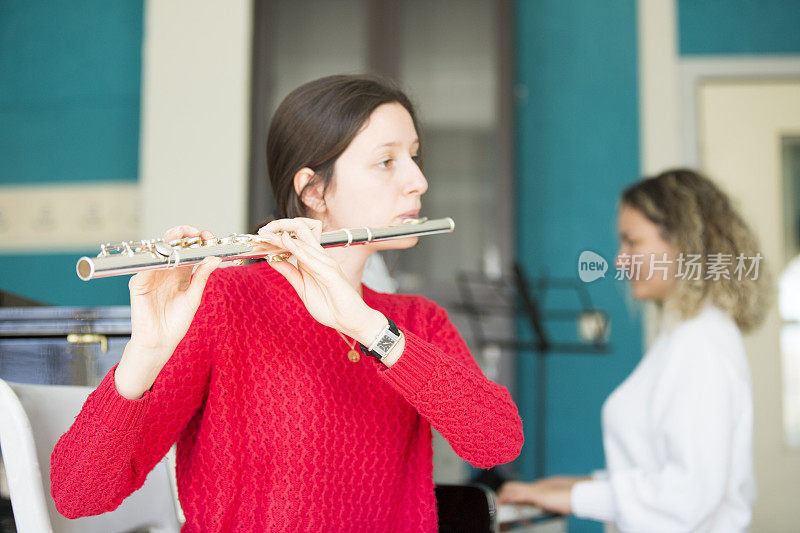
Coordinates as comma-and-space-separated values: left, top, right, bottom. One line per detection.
325, 246, 371, 295
318, 216, 373, 294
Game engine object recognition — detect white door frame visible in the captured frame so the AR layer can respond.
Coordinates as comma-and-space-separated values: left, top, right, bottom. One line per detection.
680, 57, 800, 166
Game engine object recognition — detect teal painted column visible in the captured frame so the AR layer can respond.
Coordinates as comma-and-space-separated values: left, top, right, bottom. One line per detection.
514, 1, 641, 531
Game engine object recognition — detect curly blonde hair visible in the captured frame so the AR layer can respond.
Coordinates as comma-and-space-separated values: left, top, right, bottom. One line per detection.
620, 168, 770, 332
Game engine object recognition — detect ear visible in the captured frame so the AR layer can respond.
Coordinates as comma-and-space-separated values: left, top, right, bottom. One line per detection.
293, 167, 326, 216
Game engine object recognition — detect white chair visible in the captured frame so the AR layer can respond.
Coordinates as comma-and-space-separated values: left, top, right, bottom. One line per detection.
0, 378, 182, 533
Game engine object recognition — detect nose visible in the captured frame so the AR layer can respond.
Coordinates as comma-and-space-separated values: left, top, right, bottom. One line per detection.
403, 158, 428, 197
614, 247, 628, 270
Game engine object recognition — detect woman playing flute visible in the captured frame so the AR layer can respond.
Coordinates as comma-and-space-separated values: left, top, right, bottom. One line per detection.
50, 74, 523, 532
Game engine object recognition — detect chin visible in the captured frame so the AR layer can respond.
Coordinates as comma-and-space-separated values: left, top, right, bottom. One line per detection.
376, 236, 419, 250
631, 284, 668, 304
630, 282, 650, 301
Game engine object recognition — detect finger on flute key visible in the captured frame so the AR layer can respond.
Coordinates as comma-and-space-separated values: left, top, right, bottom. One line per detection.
163, 224, 202, 242
282, 230, 337, 264
262, 218, 323, 248
260, 218, 302, 235
292, 226, 324, 251
294, 217, 323, 239
280, 233, 339, 277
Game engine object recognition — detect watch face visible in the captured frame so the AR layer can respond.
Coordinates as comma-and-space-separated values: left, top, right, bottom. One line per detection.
376, 334, 395, 353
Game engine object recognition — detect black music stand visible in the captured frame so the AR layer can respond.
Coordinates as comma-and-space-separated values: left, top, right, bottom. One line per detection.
453, 263, 610, 479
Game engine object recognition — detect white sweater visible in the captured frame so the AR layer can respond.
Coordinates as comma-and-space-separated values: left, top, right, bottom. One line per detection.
571, 305, 755, 532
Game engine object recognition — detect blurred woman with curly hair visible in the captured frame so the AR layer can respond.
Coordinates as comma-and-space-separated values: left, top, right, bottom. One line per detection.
499, 168, 770, 532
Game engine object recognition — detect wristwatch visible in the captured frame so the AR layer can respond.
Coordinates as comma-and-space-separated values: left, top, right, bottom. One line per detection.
359, 317, 402, 360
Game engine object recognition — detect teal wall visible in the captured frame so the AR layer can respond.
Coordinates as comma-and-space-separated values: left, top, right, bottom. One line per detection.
0, 0, 143, 184
0, 252, 131, 305
678, 0, 800, 55
0, 1, 143, 305
514, 1, 641, 531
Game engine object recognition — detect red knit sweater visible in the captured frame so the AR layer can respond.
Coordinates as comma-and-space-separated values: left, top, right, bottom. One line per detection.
50, 261, 524, 532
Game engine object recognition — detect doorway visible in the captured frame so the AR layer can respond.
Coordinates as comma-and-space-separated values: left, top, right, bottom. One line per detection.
698, 78, 800, 531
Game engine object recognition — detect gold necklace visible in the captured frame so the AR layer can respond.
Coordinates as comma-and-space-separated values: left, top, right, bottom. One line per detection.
336, 331, 360, 362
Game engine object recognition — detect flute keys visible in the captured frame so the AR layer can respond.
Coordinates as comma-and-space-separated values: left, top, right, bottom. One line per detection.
154, 242, 173, 258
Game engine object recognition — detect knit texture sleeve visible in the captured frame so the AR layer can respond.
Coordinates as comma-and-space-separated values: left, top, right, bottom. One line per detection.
50, 271, 229, 518
377, 299, 523, 468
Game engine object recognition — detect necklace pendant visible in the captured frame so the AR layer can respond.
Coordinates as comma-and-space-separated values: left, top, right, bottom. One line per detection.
347, 349, 361, 363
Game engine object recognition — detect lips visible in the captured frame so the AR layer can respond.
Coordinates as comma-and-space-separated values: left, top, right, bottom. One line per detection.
397, 210, 420, 221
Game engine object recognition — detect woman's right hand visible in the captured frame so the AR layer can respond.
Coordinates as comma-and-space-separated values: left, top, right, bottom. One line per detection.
497, 476, 591, 515
115, 225, 222, 399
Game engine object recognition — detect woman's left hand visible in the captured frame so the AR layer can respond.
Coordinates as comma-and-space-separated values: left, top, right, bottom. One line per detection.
496, 476, 587, 515
257, 217, 386, 344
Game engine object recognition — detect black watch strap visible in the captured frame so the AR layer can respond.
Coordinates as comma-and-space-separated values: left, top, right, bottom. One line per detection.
358, 317, 401, 360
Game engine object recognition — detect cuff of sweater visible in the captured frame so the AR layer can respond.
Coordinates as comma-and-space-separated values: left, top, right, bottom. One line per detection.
571, 479, 615, 523
377, 329, 438, 398
90, 365, 151, 432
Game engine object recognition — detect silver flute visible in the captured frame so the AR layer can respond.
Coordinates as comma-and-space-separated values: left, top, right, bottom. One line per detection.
76, 217, 455, 281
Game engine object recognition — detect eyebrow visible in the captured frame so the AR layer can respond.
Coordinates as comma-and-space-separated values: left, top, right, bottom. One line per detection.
375, 139, 420, 149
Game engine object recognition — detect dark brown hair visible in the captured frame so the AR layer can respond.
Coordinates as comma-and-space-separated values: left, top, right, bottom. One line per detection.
264, 74, 421, 221
620, 168, 770, 331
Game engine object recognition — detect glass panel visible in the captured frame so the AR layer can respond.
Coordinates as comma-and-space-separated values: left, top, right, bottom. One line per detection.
391, 0, 500, 292
270, 0, 368, 113
388, 129, 496, 289
393, 0, 503, 485
779, 136, 800, 448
